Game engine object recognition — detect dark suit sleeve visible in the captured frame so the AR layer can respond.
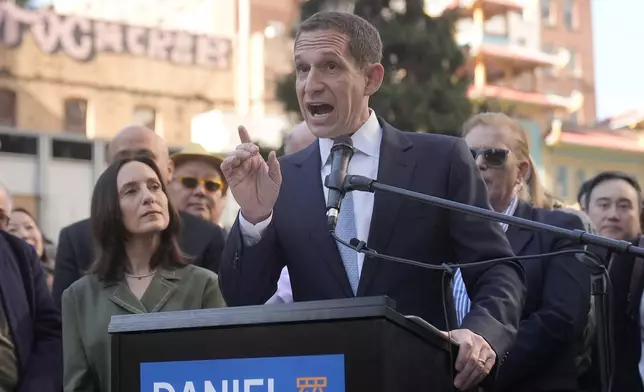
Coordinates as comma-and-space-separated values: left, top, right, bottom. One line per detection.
17, 245, 63, 392
200, 225, 226, 273
494, 212, 591, 388
447, 138, 526, 357
219, 215, 285, 306
52, 226, 80, 308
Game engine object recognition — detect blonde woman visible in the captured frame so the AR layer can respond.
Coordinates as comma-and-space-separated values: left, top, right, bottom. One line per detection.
454, 112, 591, 391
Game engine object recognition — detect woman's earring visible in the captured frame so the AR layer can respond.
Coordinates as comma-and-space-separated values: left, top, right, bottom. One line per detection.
515, 180, 524, 193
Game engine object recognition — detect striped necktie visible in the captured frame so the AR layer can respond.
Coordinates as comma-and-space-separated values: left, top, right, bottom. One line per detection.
336, 191, 359, 295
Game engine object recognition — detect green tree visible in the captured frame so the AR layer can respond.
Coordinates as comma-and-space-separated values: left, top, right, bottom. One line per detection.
15, 0, 35, 8
275, 0, 471, 135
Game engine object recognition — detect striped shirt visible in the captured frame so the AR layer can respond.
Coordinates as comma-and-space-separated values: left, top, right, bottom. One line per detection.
452, 196, 519, 326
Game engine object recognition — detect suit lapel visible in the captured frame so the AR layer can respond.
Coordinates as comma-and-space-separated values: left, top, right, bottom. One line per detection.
505, 201, 535, 256
294, 142, 354, 297
140, 269, 181, 312
358, 120, 415, 296
105, 282, 146, 314
104, 268, 182, 313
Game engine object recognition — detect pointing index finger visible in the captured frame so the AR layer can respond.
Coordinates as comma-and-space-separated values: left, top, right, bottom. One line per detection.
238, 125, 253, 144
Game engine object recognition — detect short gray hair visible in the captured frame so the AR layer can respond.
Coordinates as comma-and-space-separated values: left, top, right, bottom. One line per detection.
296, 11, 383, 68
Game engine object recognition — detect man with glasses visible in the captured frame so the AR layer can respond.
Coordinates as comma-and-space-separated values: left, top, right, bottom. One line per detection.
169, 143, 229, 228
469, 147, 511, 169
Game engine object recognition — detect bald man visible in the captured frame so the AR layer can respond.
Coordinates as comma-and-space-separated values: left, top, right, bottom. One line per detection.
52, 125, 226, 307
106, 125, 175, 182
283, 121, 317, 155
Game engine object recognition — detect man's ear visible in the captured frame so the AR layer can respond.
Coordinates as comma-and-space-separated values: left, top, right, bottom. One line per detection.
364, 63, 384, 96
167, 160, 175, 185
518, 160, 531, 185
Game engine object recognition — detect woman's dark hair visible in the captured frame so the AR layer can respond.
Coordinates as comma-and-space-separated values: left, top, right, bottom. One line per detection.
88, 155, 185, 282
11, 207, 50, 263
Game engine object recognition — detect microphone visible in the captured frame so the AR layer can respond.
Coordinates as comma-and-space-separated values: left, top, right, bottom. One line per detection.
324, 136, 355, 231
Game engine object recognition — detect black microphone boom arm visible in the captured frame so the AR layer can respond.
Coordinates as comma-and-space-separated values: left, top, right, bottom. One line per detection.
343, 173, 632, 392
344, 174, 644, 257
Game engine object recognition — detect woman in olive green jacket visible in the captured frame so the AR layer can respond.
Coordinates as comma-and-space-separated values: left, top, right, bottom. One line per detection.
62, 155, 226, 392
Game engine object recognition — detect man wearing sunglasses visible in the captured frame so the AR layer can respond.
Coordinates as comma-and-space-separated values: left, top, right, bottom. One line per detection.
169, 143, 229, 227
469, 148, 512, 173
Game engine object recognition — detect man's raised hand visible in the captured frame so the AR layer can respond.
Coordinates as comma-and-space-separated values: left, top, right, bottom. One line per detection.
220, 126, 282, 224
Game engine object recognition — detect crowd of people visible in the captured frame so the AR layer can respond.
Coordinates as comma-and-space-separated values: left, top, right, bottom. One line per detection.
0, 10, 641, 392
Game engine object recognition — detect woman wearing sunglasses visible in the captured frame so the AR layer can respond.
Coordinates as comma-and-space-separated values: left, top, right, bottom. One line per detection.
455, 112, 591, 392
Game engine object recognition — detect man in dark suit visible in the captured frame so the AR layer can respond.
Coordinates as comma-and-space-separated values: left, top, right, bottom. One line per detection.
219, 11, 526, 391
0, 230, 62, 392
52, 125, 226, 307
609, 239, 644, 392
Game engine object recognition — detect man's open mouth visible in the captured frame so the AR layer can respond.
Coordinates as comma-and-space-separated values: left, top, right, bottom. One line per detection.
307, 103, 335, 117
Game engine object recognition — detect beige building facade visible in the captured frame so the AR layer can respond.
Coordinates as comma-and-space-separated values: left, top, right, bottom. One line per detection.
539, 0, 596, 126
0, 2, 240, 146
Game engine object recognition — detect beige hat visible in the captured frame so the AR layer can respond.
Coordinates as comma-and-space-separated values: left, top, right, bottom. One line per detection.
170, 143, 227, 188
170, 142, 224, 168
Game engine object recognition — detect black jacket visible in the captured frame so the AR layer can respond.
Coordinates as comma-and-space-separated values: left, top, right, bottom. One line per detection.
608, 237, 644, 392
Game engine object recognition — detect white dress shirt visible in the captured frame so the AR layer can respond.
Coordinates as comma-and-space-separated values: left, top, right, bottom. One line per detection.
452, 196, 519, 325
265, 266, 293, 304
242, 111, 382, 298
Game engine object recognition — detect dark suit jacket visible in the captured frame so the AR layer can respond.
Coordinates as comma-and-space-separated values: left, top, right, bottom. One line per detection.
608, 238, 644, 392
220, 119, 527, 363
0, 231, 62, 392
492, 202, 590, 391
52, 211, 225, 308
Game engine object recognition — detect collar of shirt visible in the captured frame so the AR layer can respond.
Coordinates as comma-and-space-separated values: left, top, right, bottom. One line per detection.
318, 110, 381, 167
499, 196, 519, 232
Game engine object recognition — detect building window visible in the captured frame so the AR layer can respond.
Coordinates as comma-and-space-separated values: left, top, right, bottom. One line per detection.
568, 112, 578, 125
555, 166, 568, 198
0, 89, 16, 127
52, 139, 93, 161
541, 0, 555, 25
568, 47, 577, 72
0, 134, 37, 155
576, 169, 586, 188
133, 106, 156, 131
63, 98, 88, 134
564, 0, 575, 30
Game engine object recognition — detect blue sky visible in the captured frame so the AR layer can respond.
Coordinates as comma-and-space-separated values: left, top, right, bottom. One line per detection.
592, 0, 643, 119
32, 0, 641, 120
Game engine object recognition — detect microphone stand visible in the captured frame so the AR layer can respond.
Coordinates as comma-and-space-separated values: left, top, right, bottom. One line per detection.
343, 174, 644, 392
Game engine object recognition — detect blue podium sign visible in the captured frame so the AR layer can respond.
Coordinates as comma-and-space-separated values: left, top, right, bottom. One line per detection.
140, 354, 346, 392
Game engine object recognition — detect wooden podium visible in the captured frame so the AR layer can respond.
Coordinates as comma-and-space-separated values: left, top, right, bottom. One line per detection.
109, 296, 460, 391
